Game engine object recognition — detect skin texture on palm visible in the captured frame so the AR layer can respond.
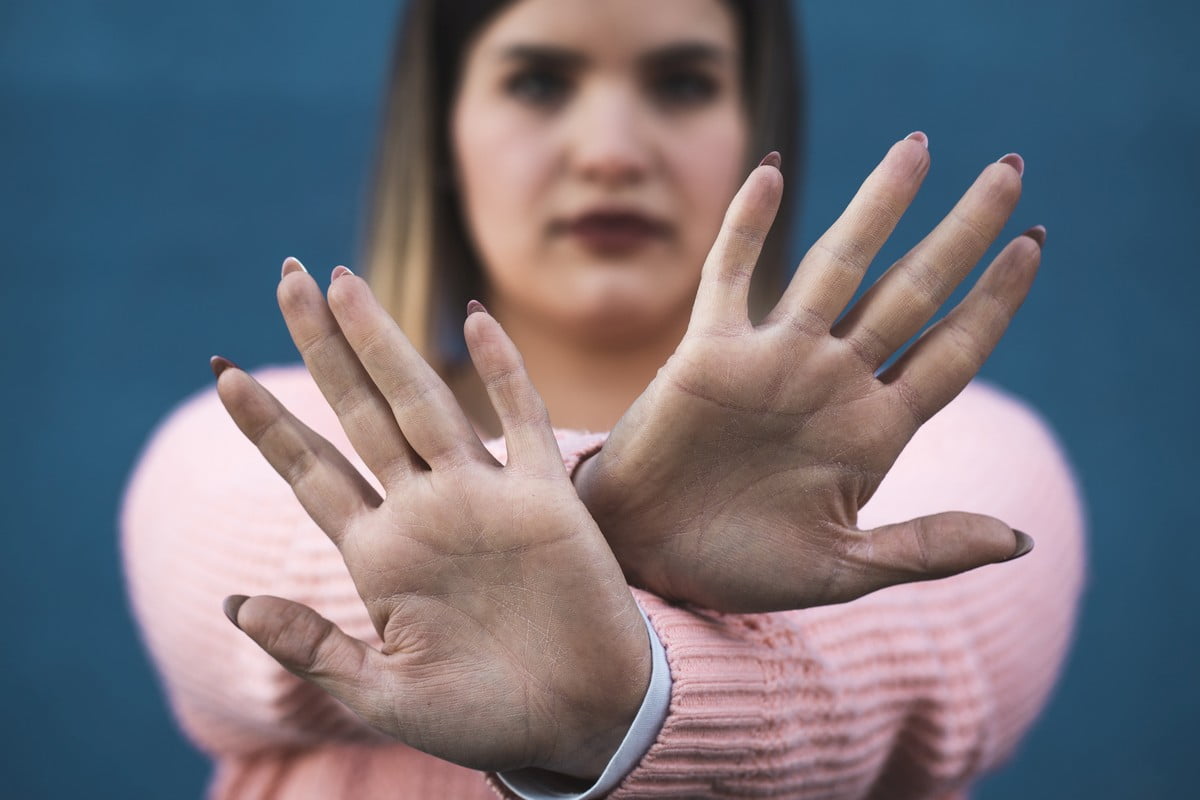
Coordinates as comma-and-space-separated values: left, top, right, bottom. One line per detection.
573, 136, 1042, 613
213, 266, 650, 779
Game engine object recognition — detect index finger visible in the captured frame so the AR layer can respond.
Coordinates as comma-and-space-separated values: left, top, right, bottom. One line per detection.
689, 155, 784, 334
277, 259, 422, 485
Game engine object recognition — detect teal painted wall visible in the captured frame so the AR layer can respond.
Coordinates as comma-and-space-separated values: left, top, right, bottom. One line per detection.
2, 1, 1195, 796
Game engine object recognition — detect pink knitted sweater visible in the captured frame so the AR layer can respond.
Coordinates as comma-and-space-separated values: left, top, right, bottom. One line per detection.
120, 365, 1087, 799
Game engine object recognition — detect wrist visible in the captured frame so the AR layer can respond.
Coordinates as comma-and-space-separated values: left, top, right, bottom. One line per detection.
539, 604, 653, 779
570, 446, 600, 496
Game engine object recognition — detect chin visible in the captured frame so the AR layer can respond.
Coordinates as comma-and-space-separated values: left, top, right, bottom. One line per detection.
556, 285, 691, 351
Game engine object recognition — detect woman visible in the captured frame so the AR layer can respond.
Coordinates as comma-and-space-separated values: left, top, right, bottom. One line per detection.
121, 0, 1087, 797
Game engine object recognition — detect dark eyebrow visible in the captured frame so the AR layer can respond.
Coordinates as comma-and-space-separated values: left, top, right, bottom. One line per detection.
498, 45, 586, 70
639, 42, 730, 70
495, 41, 730, 70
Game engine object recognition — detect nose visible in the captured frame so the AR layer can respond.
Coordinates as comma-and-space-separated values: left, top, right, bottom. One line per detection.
567, 81, 653, 188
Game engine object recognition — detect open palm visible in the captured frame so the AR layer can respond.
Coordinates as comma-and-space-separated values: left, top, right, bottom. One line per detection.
215, 267, 649, 777
575, 137, 1041, 612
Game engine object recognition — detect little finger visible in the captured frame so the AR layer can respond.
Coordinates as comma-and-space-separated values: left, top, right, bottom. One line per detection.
213, 360, 382, 545
878, 227, 1043, 426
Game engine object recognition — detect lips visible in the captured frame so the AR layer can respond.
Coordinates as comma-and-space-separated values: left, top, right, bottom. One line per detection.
558, 211, 669, 255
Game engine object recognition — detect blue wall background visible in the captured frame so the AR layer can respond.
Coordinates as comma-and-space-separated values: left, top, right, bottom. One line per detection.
2, 1, 1196, 796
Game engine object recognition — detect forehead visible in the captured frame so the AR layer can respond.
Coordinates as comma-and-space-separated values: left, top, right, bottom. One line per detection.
474, 0, 740, 62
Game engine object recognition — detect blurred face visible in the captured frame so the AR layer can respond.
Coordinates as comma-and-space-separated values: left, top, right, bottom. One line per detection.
451, 0, 749, 346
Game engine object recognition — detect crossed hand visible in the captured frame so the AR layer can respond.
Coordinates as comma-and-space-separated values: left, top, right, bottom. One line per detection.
214, 134, 1040, 774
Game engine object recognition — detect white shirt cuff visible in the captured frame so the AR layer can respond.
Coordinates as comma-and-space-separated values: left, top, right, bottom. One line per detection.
496, 604, 670, 799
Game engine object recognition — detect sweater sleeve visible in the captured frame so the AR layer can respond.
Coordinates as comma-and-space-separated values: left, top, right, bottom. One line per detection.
583, 378, 1088, 799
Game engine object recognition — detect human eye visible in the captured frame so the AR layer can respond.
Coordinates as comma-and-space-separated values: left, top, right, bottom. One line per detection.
649, 69, 719, 108
504, 66, 571, 107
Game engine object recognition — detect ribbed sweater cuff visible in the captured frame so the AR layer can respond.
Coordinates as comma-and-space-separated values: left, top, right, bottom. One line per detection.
606, 590, 768, 797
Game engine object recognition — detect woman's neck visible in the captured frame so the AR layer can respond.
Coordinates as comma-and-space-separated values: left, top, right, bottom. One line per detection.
448, 301, 690, 438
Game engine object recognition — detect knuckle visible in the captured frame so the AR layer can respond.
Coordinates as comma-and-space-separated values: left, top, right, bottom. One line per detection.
242, 401, 284, 448
972, 281, 1015, 326
295, 325, 343, 367
287, 614, 337, 676
354, 325, 392, 366
856, 186, 908, 231
483, 363, 523, 406
844, 323, 890, 370
908, 517, 936, 574
393, 377, 439, 417
281, 442, 320, 488
775, 304, 828, 338
946, 206, 996, 251
890, 376, 931, 428
939, 316, 988, 372
812, 235, 869, 277
328, 379, 372, 422
725, 220, 768, 247
896, 253, 954, 308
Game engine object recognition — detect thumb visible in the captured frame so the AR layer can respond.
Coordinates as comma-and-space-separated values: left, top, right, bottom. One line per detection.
848, 512, 1033, 594
224, 594, 389, 728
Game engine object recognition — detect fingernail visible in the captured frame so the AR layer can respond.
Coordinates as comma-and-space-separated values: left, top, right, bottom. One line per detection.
466, 299, 487, 316
904, 131, 929, 149
331, 265, 354, 281
758, 151, 782, 170
1022, 225, 1047, 247
223, 595, 249, 628
1003, 529, 1035, 561
997, 152, 1025, 177
210, 355, 239, 378
281, 257, 307, 278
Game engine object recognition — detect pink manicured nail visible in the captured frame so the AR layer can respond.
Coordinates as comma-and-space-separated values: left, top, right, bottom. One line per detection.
281, 257, 307, 278
466, 299, 487, 316
210, 355, 239, 378
223, 595, 248, 628
997, 152, 1025, 176
758, 151, 782, 170
331, 265, 354, 281
1022, 225, 1047, 247
904, 131, 929, 149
